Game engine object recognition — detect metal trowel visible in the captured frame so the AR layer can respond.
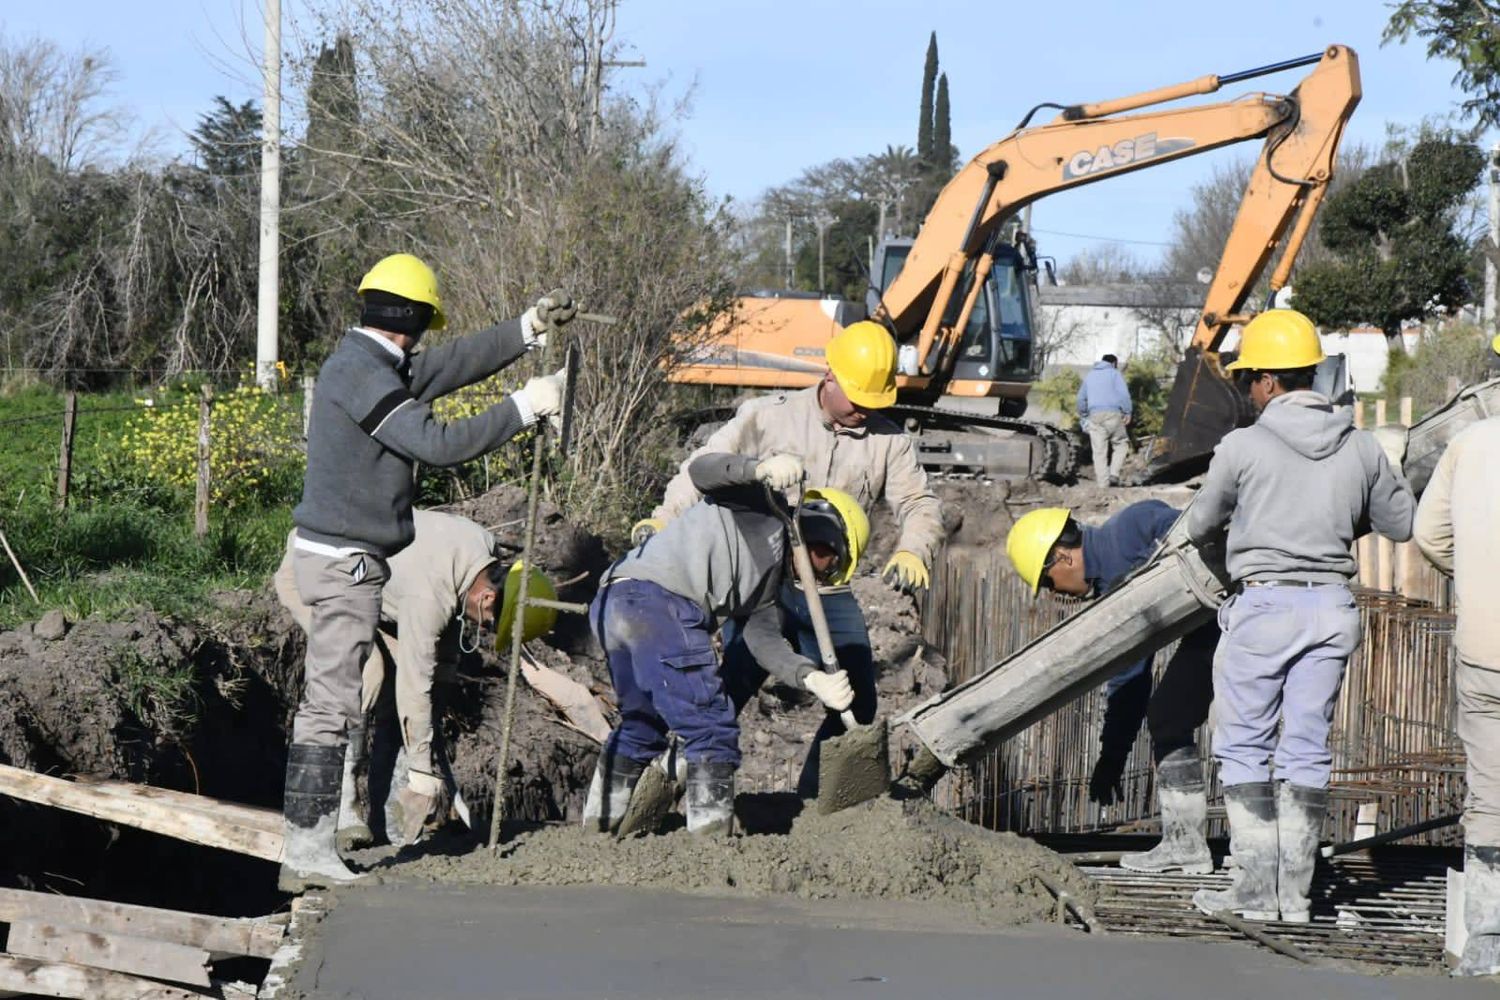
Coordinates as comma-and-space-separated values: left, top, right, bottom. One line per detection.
771, 486, 891, 814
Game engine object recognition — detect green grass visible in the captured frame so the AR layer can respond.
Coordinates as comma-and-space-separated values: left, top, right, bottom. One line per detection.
0, 384, 300, 628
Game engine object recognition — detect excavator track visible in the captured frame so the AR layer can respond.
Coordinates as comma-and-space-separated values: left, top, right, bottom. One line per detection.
887, 404, 1080, 483
674, 403, 1080, 483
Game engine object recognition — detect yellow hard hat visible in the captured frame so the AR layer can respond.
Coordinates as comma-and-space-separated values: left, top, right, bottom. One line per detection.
1006, 507, 1072, 595
1492, 333, 1500, 356
1226, 309, 1323, 371
357, 253, 447, 331
826, 321, 898, 408
495, 561, 558, 645
800, 487, 870, 586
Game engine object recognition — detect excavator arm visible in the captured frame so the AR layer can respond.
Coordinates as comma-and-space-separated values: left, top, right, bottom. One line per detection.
881, 46, 1360, 389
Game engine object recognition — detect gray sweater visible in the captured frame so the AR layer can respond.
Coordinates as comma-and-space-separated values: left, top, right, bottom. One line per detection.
294, 323, 531, 557
1187, 391, 1415, 583
604, 453, 815, 687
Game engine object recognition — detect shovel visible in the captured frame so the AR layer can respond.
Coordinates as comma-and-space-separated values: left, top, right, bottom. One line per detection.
770, 485, 891, 814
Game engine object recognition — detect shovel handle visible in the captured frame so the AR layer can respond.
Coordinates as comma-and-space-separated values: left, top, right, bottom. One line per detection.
774, 485, 858, 730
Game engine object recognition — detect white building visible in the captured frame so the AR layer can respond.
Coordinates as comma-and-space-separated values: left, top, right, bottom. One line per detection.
1036, 283, 1423, 392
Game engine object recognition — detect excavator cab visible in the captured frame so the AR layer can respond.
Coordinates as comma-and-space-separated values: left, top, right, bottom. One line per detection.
869, 237, 1038, 410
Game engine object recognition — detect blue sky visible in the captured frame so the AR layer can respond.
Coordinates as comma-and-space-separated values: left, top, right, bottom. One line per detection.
1, 0, 1486, 269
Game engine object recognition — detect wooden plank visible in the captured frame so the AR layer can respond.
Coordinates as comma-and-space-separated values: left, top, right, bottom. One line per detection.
72, 778, 282, 836
0, 953, 202, 999
7, 923, 211, 989
0, 889, 283, 960
0, 764, 282, 862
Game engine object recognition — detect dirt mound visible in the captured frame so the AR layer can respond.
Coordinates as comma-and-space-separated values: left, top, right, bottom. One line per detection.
0, 610, 205, 779
394, 796, 1091, 926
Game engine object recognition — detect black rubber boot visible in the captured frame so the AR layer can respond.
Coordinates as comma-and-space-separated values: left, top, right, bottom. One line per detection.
1121, 749, 1213, 875
1457, 845, 1500, 977
1193, 782, 1278, 921
280, 743, 364, 893
1276, 782, 1327, 923
336, 723, 373, 853
685, 760, 736, 836
581, 751, 647, 834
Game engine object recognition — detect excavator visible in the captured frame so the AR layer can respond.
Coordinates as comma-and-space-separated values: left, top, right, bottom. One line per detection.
670, 45, 1361, 482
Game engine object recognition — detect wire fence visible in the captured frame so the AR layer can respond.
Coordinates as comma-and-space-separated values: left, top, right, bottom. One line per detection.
923, 545, 1464, 847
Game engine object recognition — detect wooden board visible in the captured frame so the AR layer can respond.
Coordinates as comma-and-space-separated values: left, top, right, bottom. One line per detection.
71, 778, 282, 836
0, 953, 203, 999
7, 923, 211, 989
0, 764, 283, 862
0, 889, 283, 960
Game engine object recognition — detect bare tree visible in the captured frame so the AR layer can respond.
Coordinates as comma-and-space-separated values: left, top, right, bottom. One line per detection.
1059, 242, 1146, 285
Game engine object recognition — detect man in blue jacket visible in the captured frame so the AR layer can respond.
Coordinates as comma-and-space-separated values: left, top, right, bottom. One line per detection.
1076, 354, 1132, 486
1007, 501, 1219, 875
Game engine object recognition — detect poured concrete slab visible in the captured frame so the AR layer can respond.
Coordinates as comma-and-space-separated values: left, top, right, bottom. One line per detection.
293, 884, 1496, 1000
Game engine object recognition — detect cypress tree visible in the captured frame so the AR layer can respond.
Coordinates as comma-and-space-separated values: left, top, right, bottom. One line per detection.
933, 72, 952, 171
917, 32, 937, 163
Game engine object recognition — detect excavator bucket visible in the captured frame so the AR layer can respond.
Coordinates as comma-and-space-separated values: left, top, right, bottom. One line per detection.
1140, 348, 1255, 482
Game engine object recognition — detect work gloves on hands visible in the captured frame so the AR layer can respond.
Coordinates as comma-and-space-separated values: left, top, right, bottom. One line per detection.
630, 518, 663, 547
882, 550, 930, 593
755, 453, 805, 490
516, 368, 567, 429
521, 288, 578, 348
803, 668, 855, 712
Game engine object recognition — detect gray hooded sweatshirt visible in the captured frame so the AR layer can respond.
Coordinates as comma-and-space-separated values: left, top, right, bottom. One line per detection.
1187, 391, 1415, 584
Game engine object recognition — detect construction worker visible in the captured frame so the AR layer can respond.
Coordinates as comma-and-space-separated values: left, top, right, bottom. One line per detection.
1186, 309, 1413, 923
636, 321, 943, 797
273, 509, 556, 849
1413, 399, 1500, 976
586, 452, 863, 835
1006, 503, 1219, 874
1076, 353, 1132, 486
281, 251, 575, 891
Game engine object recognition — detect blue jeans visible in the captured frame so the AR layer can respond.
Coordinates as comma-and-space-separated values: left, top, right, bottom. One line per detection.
590, 579, 740, 766
721, 582, 874, 795
1212, 584, 1360, 788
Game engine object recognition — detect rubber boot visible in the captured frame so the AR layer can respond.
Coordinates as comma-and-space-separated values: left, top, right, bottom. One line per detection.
1276, 782, 1327, 923
336, 723, 373, 853
1120, 749, 1213, 875
1192, 782, 1278, 920
1456, 845, 1500, 977
279, 743, 364, 893
685, 760, 736, 836
581, 752, 647, 834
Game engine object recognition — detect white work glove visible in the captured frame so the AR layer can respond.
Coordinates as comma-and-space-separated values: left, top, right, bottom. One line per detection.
515, 368, 566, 425
754, 453, 804, 490
803, 669, 854, 712
521, 288, 578, 348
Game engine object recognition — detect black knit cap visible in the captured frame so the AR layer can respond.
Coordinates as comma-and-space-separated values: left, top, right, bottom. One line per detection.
361, 289, 435, 337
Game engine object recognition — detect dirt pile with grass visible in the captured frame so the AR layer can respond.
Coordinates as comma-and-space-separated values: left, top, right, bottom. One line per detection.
396, 795, 1091, 926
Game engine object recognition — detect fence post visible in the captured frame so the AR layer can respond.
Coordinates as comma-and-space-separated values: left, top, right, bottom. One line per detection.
195, 385, 213, 539
56, 390, 77, 511
301, 375, 314, 440
1374, 399, 1394, 592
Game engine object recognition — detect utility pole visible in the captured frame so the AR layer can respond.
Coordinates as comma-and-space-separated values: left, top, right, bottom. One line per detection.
255, 0, 281, 391
1487, 142, 1499, 335
784, 217, 795, 289
813, 210, 837, 294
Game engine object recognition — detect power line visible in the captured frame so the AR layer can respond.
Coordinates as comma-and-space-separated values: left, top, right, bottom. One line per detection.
1031, 226, 1174, 249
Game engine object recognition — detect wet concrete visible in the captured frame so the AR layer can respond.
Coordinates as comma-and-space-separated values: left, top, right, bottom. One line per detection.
293, 883, 1498, 999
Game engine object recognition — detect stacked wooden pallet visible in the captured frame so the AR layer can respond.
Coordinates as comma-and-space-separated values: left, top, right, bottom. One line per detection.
0, 763, 289, 998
